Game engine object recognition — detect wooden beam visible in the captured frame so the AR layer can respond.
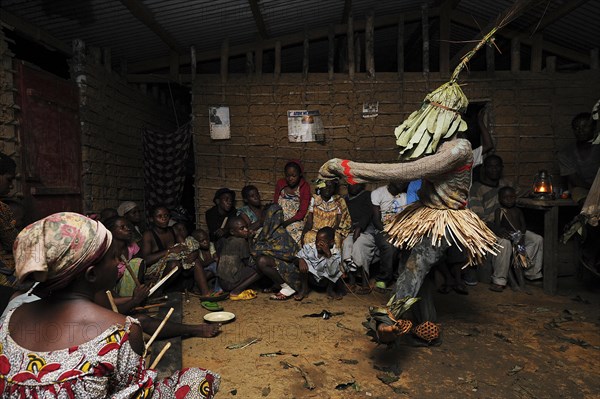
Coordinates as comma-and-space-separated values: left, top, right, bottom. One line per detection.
511, 37, 520, 73
397, 14, 404, 76
421, 4, 429, 74
169, 50, 179, 79
220, 39, 229, 83
255, 39, 263, 77
248, 0, 269, 39
118, 0, 181, 51
129, 8, 439, 72
529, 0, 591, 34
451, 10, 591, 66
328, 24, 335, 79
347, 14, 355, 79
439, 1, 451, 74
341, 0, 353, 24
531, 33, 543, 72
274, 40, 281, 78
0, 9, 71, 55
302, 29, 309, 80
546, 56, 556, 73
486, 43, 494, 76
354, 34, 361, 73
365, 11, 375, 78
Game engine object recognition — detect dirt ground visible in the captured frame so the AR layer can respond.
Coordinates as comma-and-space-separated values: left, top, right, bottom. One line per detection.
181, 276, 600, 399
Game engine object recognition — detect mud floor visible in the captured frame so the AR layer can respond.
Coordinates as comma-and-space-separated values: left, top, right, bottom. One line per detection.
180, 278, 599, 399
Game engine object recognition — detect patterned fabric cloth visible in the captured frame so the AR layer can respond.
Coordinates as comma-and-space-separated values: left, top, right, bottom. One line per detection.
296, 243, 342, 283
251, 205, 300, 291
0, 201, 18, 288
303, 194, 351, 249
13, 212, 112, 297
237, 206, 258, 224
0, 312, 220, 398
277, 187, 306, 244
145, 237, 199, 285
143, 123, 191, 219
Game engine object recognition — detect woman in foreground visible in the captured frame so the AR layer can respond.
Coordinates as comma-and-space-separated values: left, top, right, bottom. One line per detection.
0, 212, 219, 398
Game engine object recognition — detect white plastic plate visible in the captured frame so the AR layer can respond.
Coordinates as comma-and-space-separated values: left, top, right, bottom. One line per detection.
203, 311, 236, 323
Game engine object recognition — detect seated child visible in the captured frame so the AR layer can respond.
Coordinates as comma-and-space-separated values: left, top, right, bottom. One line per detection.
191, 228, 223, 293
342, 183, 377, 292
493, 186, 543, 291
237, 185, 266, 236
205, 188, 237, 243
302, 179, 351, 249
218, 216, 262, 300
295, 226, 344, 300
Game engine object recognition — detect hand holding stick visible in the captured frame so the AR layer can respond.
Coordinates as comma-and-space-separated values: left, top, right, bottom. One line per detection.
148, 266, 179, 297
121, 255, 141, 287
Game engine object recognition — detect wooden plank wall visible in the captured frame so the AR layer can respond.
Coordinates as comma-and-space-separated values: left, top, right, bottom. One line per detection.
192, 70, 599, 228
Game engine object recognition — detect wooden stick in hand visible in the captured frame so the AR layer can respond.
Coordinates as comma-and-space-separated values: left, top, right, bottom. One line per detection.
145, 307, 174, 351
149, 342, 172, 369
121, 255, 141, 287
148, 266, 179, 297
106, 290, 118, 313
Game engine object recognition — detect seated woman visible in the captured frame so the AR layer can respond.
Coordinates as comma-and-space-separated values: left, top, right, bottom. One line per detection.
99, 216, 221, 338
301, 179, 351, 249
1, 212, 220, 398
205, 188, 237, 244
141, 205, 211, 295
274, 160, 311, 244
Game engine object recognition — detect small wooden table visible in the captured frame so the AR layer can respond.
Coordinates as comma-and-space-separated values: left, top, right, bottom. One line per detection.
517, 197, 578, 295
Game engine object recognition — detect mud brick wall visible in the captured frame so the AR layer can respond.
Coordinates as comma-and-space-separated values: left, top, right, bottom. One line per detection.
72, 53, 176, 213
0, 30, 20, 193
192, 71, 600, 228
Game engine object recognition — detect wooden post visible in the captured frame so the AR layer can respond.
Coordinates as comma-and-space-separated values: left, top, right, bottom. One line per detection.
486, 44, 495, 76
546, 56, 556, 73
347, 14, 355, 79
245, 51, 254, 76
103, 47, 111, 72
421, 4, 429, 75
220, 38, 229, 83
397, 14, 404, 77
511, 37, 520, 73
365, 11, 375, 78
169, 50, 178, 80
531, 33, 543, 72
543, 206, 558, 295
591, 48, 599, 70
274, 40, 281, 78
439, 3, 450, 75
120, 58, 127, 77
354, 34, 361, 73
190, 45, 196, 82
328, 24, 335, 79
302, 28, 309, 81
89, 46, 101, 65
255, 39, 263, 78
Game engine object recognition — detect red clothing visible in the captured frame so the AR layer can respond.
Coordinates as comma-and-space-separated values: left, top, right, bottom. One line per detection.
273, 178, 311, 222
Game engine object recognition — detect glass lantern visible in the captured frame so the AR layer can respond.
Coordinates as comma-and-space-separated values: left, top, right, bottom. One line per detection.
532, 170, 553, 199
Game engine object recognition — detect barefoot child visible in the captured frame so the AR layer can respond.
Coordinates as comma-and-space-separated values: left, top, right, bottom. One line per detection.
295, 227, 343, 300
191, 228, 222, 293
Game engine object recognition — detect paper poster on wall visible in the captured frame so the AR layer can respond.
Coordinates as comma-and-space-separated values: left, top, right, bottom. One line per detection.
362, 102, 379, 118
287, 110, 325, 142
209, 106, 230, 140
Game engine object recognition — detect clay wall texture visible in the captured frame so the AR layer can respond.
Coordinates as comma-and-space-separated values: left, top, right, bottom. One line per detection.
192, 71, 599, 228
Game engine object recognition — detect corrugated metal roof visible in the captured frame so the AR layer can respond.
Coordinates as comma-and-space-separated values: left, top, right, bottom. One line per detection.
1, 0, 597, 72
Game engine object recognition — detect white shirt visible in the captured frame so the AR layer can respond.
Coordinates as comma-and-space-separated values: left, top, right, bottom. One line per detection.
371, 186, 407, 225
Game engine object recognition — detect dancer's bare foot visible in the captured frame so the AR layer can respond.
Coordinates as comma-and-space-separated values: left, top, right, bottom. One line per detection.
377, 324, 402, 343
190, 323, 221, 338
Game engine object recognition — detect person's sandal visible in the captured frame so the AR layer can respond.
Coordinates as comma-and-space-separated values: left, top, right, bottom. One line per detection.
489, 283, 505, 292
201, 301, 223, 311
229, 289, 258, 301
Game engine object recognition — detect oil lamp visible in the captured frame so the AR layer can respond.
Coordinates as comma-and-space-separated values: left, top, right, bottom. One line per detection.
532, 170, 554, 199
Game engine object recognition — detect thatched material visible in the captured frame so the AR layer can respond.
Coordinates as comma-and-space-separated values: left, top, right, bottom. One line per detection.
384, 203, 500, 266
